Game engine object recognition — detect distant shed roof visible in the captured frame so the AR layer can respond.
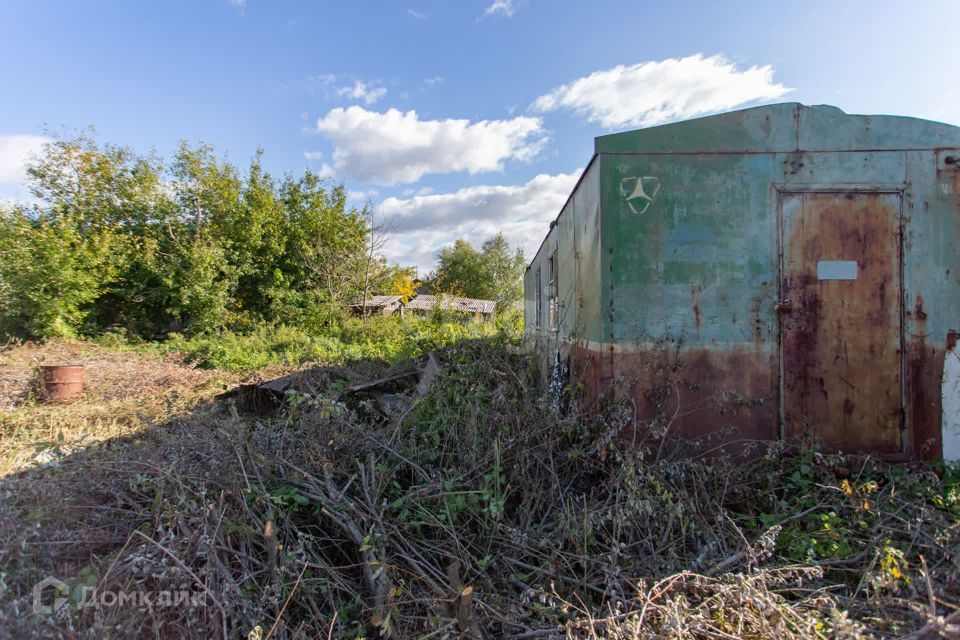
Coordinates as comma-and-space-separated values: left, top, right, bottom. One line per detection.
405, 295, 496, 315
355, 295, 403, 307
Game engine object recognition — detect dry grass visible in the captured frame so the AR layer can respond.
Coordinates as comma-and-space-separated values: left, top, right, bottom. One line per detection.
0, 338, 958, 639
0, 338, 238, 475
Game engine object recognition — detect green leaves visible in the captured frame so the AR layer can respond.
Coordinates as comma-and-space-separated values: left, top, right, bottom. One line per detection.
0, 209, 123, 337
0, 134, 393, 339
432, 232, 525, 309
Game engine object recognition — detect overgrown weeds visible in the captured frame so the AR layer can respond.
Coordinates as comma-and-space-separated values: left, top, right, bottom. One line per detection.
0, 338, 958, 638
133, 315, 517, 371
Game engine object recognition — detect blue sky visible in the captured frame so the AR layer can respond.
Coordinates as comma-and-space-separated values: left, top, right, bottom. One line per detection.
1, 0, 957, 272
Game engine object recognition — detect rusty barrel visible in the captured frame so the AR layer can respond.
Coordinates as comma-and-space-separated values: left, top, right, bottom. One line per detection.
41, 364, 85, 401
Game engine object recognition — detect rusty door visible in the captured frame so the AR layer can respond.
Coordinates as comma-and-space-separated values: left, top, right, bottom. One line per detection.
779, 192, 903, 453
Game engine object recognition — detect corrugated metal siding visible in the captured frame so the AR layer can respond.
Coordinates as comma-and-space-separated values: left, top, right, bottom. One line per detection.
406, 295, 496, 315
361, 295, 403, 307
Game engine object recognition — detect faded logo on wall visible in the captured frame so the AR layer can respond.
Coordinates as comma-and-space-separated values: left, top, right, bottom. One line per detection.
619, 176, 661, 214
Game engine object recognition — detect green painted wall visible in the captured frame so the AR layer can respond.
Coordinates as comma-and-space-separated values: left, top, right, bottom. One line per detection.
525, 102, 960, 457
528, 103, 960, 355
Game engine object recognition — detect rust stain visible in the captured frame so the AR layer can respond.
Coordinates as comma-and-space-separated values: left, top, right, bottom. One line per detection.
751, 295, 765, 346
914, 295, 928, 323
781, 192, 903, 453
906, 335, 943, 460
571, 343, 604, 409
579, 344, 776, 453
947, 330, 960, 352
691, 285, 703, 331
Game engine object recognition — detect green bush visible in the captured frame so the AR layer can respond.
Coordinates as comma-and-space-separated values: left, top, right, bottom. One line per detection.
147, 316, 507, 371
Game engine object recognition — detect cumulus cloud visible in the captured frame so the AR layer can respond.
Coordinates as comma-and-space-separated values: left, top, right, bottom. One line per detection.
306, 74, 388, 105
302, 151, 334, 177
0, 134, 49, 187
483, 0, 516, 17
347, 189, 379, 203
407, 8, 427, 19
532, 54, 791, 129
314, 106, 546, 185
376, 170, 579, 270
336, 80, 387, 105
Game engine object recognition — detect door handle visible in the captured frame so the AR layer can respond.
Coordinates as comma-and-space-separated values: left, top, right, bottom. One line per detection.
774, 299, 793, 313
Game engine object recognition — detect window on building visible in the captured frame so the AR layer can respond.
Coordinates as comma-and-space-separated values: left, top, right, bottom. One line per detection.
534, 267, 542, 330
548, 251, 558, 331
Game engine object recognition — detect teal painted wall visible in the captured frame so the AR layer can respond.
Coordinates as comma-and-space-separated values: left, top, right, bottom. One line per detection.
528, 103, 960, 354
601, 152, 777, 349
525, 103, 960, 456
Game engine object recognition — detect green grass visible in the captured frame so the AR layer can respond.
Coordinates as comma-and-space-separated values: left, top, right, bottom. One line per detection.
94, 311, 522, 371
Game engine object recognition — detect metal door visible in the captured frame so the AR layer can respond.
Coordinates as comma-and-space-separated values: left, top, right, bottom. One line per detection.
780, 192, 903, 452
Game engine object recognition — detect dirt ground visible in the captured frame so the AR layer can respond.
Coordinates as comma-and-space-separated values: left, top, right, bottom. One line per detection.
1, 339, 958, 639
0, 339, 234, 475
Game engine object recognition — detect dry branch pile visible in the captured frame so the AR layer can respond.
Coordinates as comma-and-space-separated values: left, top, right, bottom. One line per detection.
0, 339, 958, 638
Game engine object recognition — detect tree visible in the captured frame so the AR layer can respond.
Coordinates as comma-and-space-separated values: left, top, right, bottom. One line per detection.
360, 216, 390, 324
431, 233, 525, 308
285, 173, 369, 308
0, 134, 153, 337
0, 206, 121, 337
0, 131, 416, 339
390, 269, 417, 304
477, 234, 525, 309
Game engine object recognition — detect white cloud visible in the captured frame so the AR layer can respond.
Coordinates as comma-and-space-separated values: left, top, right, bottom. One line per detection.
336, 80, 388, 106
307, 72, 337, 87
302, 151, 334, 177
314, 106, 546, 185
227, 0, 246, 9
376, 170, 579, 270
483, 0, 516, 17
306, 74, 388, 105
424, 76, 444, 88
532, 54, 791, 129
407, 8, 427, 19
347, 189, 379, 203
0, 134, 49, 187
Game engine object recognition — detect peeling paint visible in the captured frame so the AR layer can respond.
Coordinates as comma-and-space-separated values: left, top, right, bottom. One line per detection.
943, 333, 960, 462
525, 103, 960, 460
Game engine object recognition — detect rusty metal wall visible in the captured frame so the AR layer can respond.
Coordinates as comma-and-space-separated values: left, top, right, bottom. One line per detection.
780, 192, 903, 453
525, 103, 960, 459
599, 150, 779, 446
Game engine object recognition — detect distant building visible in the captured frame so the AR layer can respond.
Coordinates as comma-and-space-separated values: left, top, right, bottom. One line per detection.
405, 295, 496, 322
353, 295, 404, 317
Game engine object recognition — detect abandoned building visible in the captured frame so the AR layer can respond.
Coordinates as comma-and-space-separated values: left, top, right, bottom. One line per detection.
405, 295, 497, 322
353, 295, 405, 317
351, 294, 497, 321
524, 102, 960, 461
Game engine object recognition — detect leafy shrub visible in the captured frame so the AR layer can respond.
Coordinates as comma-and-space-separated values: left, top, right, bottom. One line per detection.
150, 317, 507, 370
